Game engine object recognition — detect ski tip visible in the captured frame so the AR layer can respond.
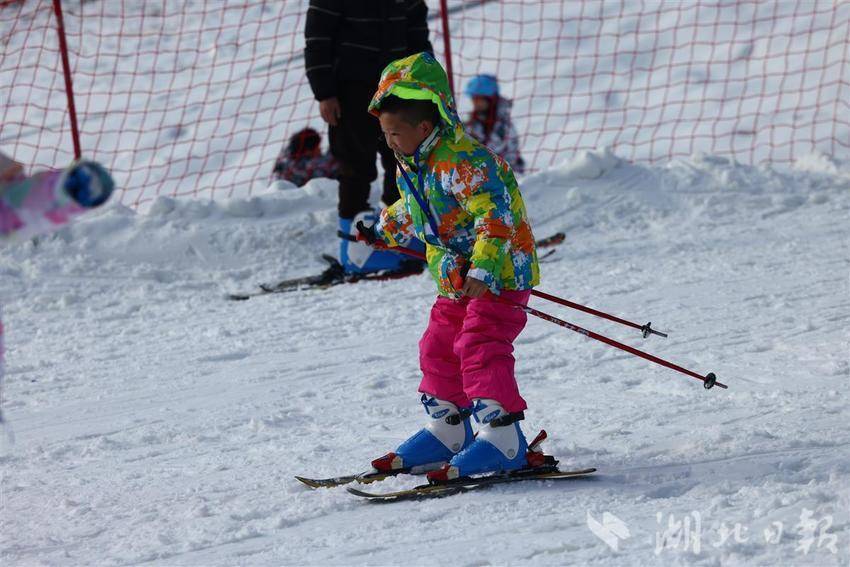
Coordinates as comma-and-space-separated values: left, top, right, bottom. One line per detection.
227, 293, 251, 301
346, 487, 381, 498
296, 475, 346, 489
295, 473, 361, 488
294, 475, 319, 488
566, 467, 597, 476
346, 484, 463, 501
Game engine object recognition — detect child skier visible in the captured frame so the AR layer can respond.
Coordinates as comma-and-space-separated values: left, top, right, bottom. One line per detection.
0, 152, 114, 430
359, 52, 540, 481
464, 74, 526, 174
272, 127, 338, 187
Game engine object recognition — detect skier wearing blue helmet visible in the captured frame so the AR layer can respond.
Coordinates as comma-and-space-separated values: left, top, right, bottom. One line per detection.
464, 74, 525, 173
465, 74, 500, 98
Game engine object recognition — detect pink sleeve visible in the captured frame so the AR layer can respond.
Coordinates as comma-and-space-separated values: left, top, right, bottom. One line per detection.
0, 167, 86, 242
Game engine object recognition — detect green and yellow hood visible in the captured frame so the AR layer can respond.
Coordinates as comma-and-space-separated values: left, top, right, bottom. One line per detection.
368, 51, 464, 144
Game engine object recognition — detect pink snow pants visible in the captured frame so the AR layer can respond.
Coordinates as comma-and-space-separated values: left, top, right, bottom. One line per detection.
418, 289, 532, 413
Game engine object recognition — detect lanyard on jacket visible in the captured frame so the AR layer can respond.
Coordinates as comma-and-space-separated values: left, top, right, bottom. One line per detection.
396, 148, 442, 239
396, 153, 473, 282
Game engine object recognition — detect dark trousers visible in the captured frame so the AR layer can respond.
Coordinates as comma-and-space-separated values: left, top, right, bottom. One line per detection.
330, 80, 400, 219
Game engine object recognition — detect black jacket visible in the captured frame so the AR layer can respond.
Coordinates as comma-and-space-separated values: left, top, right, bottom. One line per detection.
304, 0, 433, 101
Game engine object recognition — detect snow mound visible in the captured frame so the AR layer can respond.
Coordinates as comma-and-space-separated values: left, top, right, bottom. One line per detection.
794, 151, 850, 178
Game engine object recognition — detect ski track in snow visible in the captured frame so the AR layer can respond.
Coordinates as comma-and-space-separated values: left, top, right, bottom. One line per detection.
1, 151, 849, 565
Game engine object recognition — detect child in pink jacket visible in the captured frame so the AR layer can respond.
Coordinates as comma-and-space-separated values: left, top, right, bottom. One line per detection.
0, 152, 113, 430
272, 128, 339, 187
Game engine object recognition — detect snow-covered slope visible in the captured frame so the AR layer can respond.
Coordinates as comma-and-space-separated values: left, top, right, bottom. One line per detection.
1, 150, 848, 564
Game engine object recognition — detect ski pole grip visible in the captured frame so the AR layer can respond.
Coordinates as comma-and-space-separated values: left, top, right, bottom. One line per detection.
355, 220, 378, 244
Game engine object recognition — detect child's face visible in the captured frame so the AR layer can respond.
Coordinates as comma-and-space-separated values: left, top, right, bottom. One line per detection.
472, 96, 491, 112
378, 112, 433, 156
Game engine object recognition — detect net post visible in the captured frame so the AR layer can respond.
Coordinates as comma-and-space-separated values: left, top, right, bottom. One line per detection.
439, 0, 456, 99
51, 0, 81, 161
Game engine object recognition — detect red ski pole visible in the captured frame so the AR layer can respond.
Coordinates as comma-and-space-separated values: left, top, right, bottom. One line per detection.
363, 238, 724, 390
529, 289, 667, 339
492, 293, 726, 390
371, 240, 667, 338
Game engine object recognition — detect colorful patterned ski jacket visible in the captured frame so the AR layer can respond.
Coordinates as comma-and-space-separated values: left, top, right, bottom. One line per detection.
369, 52, 539, 298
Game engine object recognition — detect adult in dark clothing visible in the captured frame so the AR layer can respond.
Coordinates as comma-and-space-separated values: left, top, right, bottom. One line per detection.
304, 0, 433, 274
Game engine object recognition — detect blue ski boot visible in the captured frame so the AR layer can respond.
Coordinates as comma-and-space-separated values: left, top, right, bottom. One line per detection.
371, 395, 474, 474
427, 398, 529, 482
339, 211, 406, 275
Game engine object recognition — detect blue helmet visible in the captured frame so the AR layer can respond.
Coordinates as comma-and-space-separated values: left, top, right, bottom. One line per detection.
464, 74, 499, 97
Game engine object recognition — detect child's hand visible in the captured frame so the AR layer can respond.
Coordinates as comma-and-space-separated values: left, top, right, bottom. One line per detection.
462, 276, 488, 298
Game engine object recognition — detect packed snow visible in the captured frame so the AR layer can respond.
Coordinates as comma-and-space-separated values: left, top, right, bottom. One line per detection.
1, 148, 848, 564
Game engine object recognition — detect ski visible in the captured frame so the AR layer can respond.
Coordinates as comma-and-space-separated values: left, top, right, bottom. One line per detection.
295, 470, 396, 489
228, 232, 565, 301
297, 430, 587, 496
535, 231, 565, 248
295, 474, 359, 489
295, 460, 447, 488
346, 466, 596, 502
228, 255, 423, 300
535, 231, 565, 263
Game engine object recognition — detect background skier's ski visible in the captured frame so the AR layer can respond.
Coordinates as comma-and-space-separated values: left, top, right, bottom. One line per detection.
228, 232, 566, 300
